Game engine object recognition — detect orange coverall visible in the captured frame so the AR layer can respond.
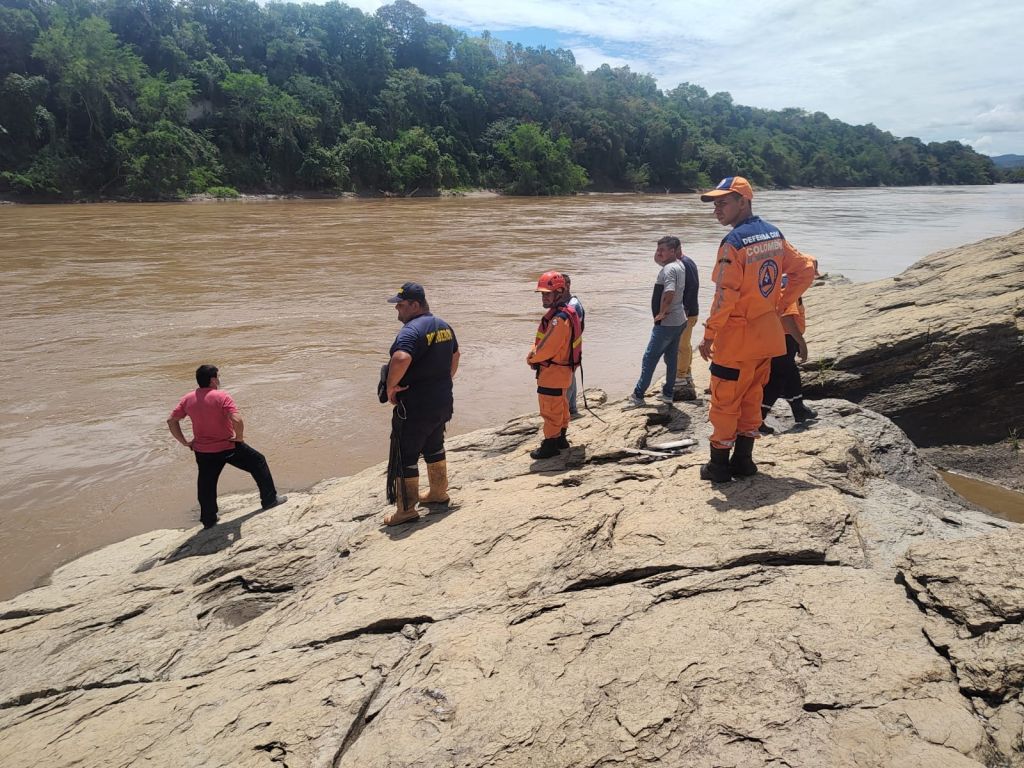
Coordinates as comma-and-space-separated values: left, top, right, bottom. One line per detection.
703, 223, 815, 448
527, 308, 574, 438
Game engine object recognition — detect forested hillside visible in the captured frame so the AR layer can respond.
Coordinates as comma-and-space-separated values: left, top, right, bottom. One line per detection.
0, 0, 1001, 200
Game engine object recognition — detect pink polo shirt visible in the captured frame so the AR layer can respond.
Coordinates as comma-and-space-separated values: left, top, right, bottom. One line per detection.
170, 388, 239, 453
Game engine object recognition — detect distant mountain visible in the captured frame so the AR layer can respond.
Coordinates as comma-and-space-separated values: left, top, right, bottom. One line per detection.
991, 154, 1024, 169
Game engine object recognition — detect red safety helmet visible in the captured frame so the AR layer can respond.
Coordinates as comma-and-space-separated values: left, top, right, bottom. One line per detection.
535, 271, 567, 293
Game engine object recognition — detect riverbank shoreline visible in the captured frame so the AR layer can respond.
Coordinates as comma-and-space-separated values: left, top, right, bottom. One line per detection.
3, 199, 1022, 606
4, 182, 1021, 206
7, 335, 1020, 604
0, 188, 506, 204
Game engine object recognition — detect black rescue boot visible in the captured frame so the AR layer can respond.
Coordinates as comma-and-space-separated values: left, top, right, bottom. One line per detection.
530, 438, 561, 460
790, 398, 817, 423
555, 427, 570, 449
729, 435, 758, 477
700, 446, 733, 483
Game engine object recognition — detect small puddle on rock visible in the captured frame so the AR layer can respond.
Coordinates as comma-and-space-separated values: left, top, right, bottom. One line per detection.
939, 471, 1024, 523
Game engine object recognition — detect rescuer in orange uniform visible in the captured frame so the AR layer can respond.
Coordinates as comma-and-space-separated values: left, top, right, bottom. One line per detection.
697, 176, 816, 482
527, 271, 583, 460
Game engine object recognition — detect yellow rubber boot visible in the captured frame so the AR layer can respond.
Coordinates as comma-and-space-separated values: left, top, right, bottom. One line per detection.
384, 477, 420, 525
419, 460, 450, 504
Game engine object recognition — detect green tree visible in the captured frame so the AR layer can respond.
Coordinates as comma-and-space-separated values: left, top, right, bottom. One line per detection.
296, 143, 349, 189
697, 140, 740, 183
285, 74, 343, 145
625, 162, 650, 191
375, 0, 458, 76
676, 159, 708, 191
32, 14, 145, 145
451, 34, 497, 89
190, 52, 229, 100
0, 73, 54, 167
382, 126, 458, 192
217, 70, 317, 187
496, 122, 587, 195
103, 0, 204, 77
184, 0, 268, 70
373, 67, 440, 137
1, 143, 82, 197
0, 5, 41, 74
313, 1, 392, 116
114, 119, 222, 198
339, 121, 390, 190
136, 75, 196, 124
760, 135, 801, 187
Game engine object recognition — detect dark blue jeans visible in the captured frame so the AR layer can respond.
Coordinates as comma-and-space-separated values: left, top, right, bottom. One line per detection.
633, 323, 685, 398
194, 442, 278, 524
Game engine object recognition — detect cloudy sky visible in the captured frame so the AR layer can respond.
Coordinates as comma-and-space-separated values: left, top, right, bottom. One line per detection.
346, 0, 1024, 157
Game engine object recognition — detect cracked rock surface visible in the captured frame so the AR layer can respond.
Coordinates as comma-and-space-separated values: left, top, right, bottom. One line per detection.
801, 227, 1024, 447
900, 528, 1024, 764
0, 395, 1019, 767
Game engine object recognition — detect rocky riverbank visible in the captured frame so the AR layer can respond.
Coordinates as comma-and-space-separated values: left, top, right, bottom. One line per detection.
800, 227, 1024, 449
1, 392, 1020, 767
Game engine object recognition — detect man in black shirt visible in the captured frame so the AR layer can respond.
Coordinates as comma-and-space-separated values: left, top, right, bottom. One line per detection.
383, 282, 460, 525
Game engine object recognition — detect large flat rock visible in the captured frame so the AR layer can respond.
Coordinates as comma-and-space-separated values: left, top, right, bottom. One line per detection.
0, 396, 1019, 767
801, 228, 1024, 447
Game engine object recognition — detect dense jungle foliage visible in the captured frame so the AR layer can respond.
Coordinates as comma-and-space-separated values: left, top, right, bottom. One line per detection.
0, 0, 1007, 200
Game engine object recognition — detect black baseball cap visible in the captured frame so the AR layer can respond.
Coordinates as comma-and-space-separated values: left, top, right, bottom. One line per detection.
386, 282, 426, 303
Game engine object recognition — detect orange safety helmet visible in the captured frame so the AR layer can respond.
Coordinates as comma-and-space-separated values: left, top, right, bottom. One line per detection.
535, 271, 567, 293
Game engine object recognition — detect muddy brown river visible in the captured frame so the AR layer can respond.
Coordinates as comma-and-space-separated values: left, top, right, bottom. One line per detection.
2, 186, 1023, 599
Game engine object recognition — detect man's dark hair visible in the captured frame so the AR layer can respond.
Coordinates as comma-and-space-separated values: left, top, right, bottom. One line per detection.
562, 273, 572, 289
196, 364, 219, 387
657, 236, 682, 252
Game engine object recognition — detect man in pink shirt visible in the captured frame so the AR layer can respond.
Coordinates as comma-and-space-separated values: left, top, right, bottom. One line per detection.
167, 364, 286, 528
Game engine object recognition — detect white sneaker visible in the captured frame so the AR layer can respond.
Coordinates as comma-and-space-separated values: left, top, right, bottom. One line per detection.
658, 392, 674, 404
624, 393, 645, 408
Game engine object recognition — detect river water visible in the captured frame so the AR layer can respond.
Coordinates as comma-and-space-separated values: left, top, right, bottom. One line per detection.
2, 185, 1023, 600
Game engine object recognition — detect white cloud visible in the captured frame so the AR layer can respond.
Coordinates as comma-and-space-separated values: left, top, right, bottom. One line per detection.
561, 44, 644, 74
973, 102, 1024, 134
961, 136, 993, 152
